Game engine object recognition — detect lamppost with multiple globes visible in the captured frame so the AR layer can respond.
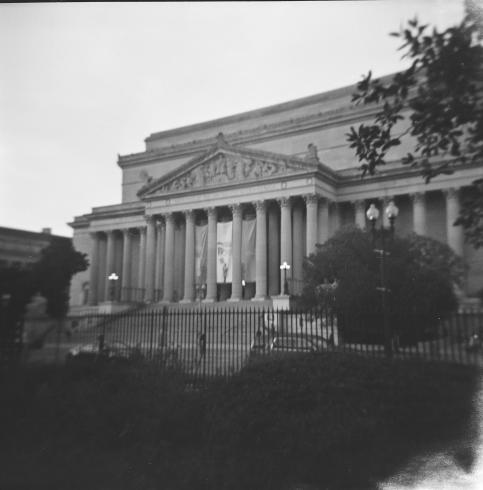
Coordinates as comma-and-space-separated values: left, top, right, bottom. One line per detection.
366, 200, 399, 358
280, 261, 291, 296
196, 282, 206, 307
108, 273, 119, 302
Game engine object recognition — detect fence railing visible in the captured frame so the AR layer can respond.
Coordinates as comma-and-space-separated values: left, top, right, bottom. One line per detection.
4, 308, 483, 377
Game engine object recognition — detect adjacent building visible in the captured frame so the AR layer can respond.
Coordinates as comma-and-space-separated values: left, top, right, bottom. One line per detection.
69, 78, 483, 310
0, 226, 70, 268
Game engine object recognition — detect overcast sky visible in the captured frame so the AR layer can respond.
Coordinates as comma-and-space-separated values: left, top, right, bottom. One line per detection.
0, 1, 466, 237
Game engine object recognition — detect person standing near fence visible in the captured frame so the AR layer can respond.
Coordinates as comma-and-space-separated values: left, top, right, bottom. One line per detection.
198, 331, 206, 360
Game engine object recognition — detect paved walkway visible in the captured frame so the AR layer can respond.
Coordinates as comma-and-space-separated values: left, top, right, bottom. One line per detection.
379, 373, 483, 490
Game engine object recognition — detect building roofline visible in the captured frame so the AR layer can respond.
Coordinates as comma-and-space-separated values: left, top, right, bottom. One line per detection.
144, 72, 397, 144
0, 226, 70, 240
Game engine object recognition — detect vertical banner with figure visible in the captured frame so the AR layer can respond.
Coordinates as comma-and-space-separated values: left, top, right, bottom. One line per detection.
216, 221, 232, 283
195, 224, 208, 286
241, 217, 256, 282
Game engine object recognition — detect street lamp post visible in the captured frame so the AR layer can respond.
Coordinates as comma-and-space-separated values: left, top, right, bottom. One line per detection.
108, 273, 119, 302
366, 201, 399, 358
280, 261, 291, 296
196, 282, 206, 308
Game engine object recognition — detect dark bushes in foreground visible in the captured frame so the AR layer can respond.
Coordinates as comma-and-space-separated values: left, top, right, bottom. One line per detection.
0, 354, 478, 490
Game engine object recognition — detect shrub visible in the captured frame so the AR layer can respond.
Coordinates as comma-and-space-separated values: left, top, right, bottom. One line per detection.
302, 226, 464, 344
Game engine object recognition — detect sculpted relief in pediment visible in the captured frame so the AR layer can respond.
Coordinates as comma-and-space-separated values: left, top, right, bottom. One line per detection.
158, 153, 295, 194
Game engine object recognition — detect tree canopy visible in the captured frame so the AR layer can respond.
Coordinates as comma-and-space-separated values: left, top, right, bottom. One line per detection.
33, 237, 88, 319
302, 226, 464, 344
0, 238, 88, 324
347, 13, 483, 247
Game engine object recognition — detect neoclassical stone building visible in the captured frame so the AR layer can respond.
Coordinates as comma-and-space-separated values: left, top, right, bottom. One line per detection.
69, 79, 483, 311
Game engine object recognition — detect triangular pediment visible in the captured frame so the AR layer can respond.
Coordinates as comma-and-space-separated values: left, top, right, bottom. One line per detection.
138, 140, 317, 198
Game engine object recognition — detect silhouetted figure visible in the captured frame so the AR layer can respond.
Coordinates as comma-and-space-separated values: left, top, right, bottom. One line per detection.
199, 332, 206, 359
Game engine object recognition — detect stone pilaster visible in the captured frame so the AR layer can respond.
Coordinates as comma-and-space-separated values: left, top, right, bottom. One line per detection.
144, 216, 156, 302
229, 204, 243, 301
182, 210, 196, 302
163, 213, 175, 302
305, 194, 318, 255
121, 229, 131, 301
330, 201, 340, 237
444, 188, 464, 256
205, 207, 218, 302
279, 197, 292, 295
317, 198, 329, 244
104, 230, 116, 300
88, 232, 99, 306
411, 192, 427, 236
254, 200, 268, 300
354, 200, 366, 229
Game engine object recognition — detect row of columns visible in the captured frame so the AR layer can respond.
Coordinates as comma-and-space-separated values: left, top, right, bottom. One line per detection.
88, 188, 465, 305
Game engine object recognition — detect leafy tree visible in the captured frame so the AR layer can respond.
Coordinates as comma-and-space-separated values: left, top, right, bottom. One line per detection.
302, 226, 464, 344
33, 237, 88, 319
346, 13, 483, 247
0, 263, 38, 346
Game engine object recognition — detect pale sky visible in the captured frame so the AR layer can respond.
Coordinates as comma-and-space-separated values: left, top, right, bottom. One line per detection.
0, 1, 466, 237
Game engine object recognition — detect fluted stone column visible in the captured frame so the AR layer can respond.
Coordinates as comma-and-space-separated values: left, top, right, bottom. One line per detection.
279, 197, 292, 295
181, 210, 196, 302
445, 188, 464, 256
411, 192, 427, 236
354, 200, 366, 229
154, 221, 165, 301
88, 232, 99, 305
205, 207, 218, 302
267, 203, 280, 297
121, 229, 132, 301
305, 194, 319, 255
229, 204, 243, 301
163, 213, 175, 302
292, 203, 304, 295
144, 216, 157, 302
104, 230, 116, 300
254, 200, 268, 300
138, 227, 146, 293
318, 198, 329, 244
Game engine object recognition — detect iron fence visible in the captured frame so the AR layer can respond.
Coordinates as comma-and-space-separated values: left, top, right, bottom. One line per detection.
5, 307, 483, 377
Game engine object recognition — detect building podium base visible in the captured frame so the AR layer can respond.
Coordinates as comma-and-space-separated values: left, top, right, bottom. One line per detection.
272, 295, 291, 310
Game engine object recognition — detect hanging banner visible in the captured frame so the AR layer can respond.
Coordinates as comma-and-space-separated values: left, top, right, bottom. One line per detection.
217, 221, 233, 283
242, 217, 256, 282
195, 224, 207, 284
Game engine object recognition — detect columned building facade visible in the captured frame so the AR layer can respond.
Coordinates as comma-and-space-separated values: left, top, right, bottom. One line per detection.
69, 81, 483, 310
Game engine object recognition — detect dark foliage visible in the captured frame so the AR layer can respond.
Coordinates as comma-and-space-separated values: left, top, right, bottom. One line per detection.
347, 14, 483, 247
32, 237, 88, 319
302, 226, 464, 344
0, 356, 478, 490
0, 263, 38, 321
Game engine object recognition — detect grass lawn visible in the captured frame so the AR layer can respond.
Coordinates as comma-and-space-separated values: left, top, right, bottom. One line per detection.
0, 353, 479, 490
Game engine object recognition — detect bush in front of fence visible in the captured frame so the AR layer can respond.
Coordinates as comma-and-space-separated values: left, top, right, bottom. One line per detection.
202, 352, 478, 489
0, 352, 478, 490
302, 226, 465, 345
